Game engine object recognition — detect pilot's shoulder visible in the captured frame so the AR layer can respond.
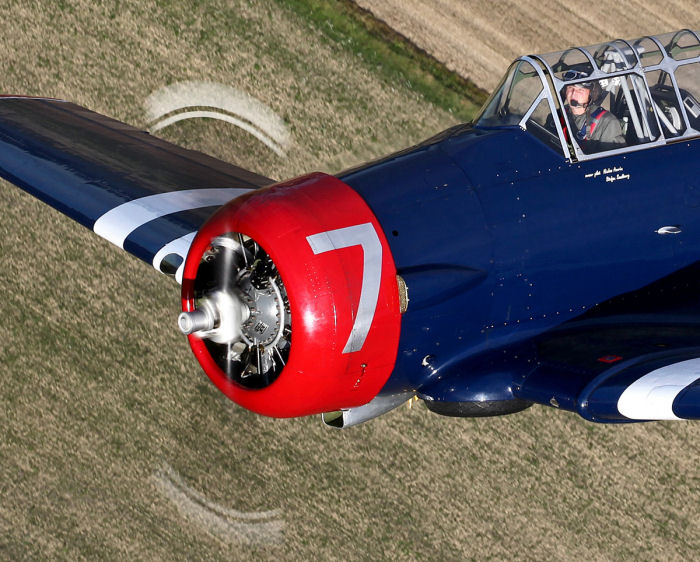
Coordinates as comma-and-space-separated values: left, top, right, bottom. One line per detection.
598, 108, 622, 127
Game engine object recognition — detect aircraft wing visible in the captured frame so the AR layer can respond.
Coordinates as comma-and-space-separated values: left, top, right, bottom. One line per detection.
0, 95, 404, 420
515, 315, 700, 422
0, 97, 273, 282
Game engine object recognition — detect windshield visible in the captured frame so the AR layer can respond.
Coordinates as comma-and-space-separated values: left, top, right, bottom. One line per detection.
476, 60, 543, 127
474, 30, 700, 162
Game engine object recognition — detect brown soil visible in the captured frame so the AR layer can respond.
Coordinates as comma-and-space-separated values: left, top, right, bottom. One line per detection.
355, 0, 700, 90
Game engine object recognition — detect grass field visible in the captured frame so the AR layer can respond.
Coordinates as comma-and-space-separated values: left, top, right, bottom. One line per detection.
0, 1, 699, 560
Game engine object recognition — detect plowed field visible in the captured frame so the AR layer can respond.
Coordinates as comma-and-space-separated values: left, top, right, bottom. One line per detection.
356, 0, 700, 90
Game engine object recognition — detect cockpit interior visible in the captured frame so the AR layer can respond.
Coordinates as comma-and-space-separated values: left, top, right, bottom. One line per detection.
475, 30, 700, 161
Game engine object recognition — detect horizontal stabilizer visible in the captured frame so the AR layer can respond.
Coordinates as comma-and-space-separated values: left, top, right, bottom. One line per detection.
0, 97, 273, 281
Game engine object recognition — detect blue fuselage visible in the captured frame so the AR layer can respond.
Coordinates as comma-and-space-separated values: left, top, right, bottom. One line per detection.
341, 124, 700, 402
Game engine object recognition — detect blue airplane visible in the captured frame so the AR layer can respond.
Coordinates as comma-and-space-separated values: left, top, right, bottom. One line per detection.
2, 30, 700, 428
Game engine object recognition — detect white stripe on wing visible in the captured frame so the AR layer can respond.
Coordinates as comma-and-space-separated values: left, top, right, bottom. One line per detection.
151, 231, 197, 284
617, 358, 700, 420
93, 188, 249, 248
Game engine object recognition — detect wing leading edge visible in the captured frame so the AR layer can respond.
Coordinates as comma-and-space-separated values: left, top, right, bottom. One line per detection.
0, 97, 273, 281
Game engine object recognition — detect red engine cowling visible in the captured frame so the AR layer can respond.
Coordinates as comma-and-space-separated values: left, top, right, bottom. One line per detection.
180, 173, 401, 417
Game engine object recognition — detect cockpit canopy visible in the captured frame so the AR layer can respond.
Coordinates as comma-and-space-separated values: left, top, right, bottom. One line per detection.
475, 30, 700, 161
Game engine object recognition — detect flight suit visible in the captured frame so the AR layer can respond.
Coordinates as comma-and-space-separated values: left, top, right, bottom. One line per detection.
568, 106, 626, 153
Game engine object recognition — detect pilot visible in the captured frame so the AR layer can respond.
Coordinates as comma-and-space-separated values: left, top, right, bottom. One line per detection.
562, 73, 625, 153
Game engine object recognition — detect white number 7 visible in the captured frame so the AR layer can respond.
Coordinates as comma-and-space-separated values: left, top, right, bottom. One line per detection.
306, 223, 383, 353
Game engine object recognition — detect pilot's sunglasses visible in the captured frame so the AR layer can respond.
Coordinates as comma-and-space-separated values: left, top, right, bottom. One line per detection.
563, 69, 590, 81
